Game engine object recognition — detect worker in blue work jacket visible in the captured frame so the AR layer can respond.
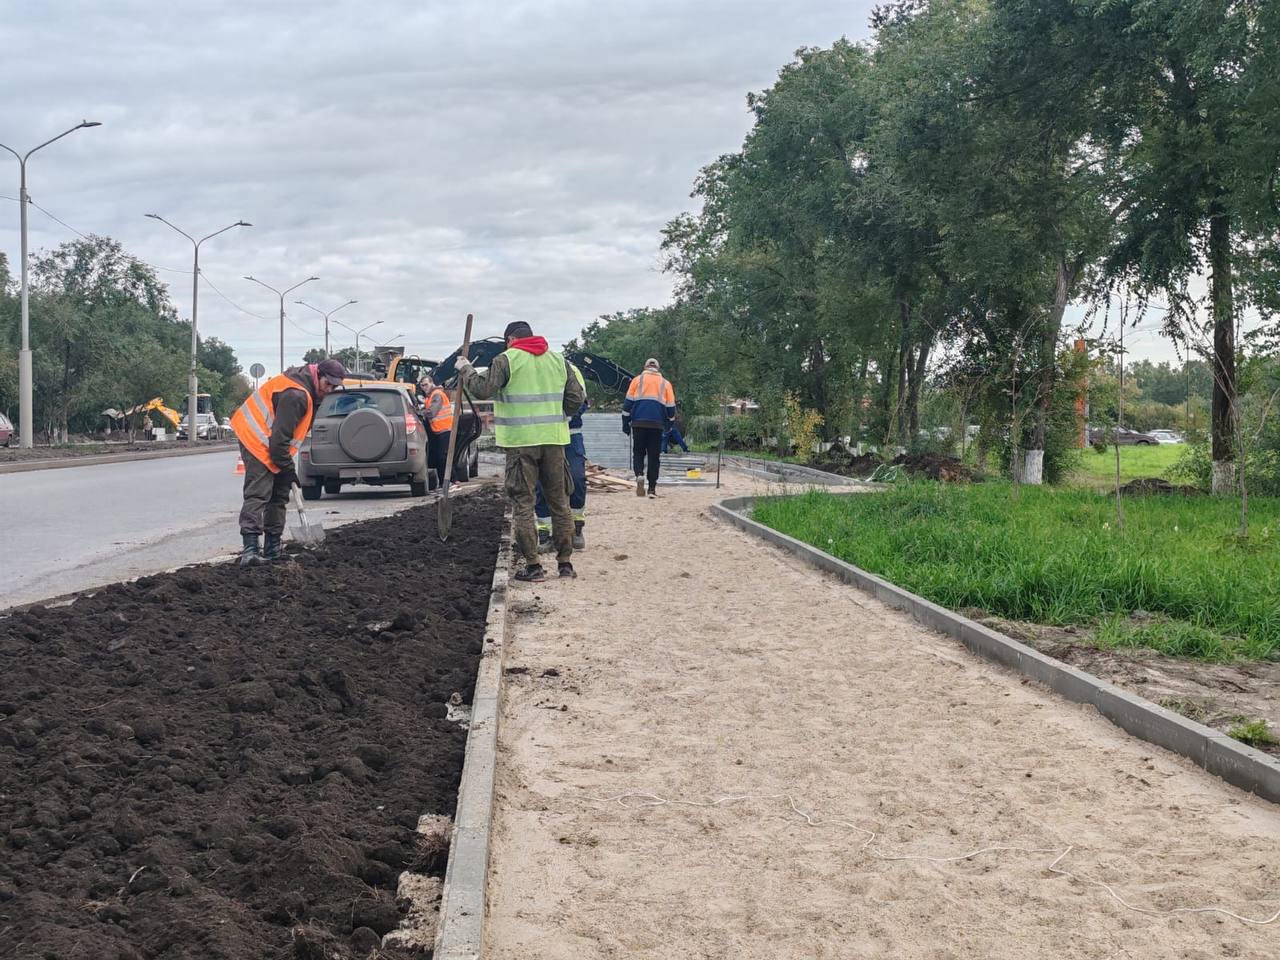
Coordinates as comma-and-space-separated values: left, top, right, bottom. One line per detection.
536, 362, 588, 551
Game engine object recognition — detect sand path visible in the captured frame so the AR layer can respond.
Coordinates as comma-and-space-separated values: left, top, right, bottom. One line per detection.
484, 472, 1280, 959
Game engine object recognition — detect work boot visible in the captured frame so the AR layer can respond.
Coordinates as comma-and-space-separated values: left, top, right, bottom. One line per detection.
558, 562, 577, 579
238, 534, 264, 567
514, 564, 546, 583
537, 529, 554, 554
635, 475, 645, 497
263, 532, 288, 561
572, 520, 585, 550
648, 486, 658, 499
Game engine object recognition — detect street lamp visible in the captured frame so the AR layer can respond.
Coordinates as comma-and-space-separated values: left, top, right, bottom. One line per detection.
333, 318, 383, 373
0, 120, 101, 448
145, 214, 251, 442
243, 274, 319, 372
294, 298, 357, 358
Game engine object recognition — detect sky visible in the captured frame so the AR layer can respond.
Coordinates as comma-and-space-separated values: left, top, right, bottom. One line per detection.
0, 0, 879, 377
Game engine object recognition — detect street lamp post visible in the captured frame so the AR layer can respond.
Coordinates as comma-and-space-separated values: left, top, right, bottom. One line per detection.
0, 120, 101, 448
294, 298, 357, 357
243, 274, 319, 372
333, 319, 383, 373
145, 214, 251, 442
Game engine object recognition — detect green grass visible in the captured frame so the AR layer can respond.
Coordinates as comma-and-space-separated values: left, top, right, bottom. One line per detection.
754, 483, 1280, 661
1227, 718, 1280, 749
1069, 444, 1184, 488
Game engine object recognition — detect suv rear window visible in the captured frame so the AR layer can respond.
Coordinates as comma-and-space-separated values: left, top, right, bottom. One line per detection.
317, 390, 405, 418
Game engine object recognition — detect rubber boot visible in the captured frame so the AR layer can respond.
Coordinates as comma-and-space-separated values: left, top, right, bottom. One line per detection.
572, 520, 585, 550
263, 532, 287, 562
537, 528, 554, 554
635, 475, 645, 497
238, 534, 264, 567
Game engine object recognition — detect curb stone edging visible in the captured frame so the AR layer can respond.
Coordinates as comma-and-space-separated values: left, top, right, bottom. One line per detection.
712, 494, 1280, 805
432, 502, 514, 959
0, 442, 235, 474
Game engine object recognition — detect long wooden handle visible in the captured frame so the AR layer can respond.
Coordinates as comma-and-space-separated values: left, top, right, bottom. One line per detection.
438, 313, 474, 540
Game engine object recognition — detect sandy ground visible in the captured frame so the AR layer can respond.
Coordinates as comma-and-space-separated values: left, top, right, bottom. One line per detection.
483, 472, 1280, 960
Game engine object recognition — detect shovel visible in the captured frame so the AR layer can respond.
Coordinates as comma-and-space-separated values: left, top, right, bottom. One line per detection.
438, 312, 474, 541
289, 486, 325, 545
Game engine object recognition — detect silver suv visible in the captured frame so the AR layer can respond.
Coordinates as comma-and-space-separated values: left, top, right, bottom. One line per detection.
297, 385, 432, 499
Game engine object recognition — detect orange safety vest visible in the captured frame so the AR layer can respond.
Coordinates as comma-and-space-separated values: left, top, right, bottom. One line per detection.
230, 373, 314, 472
627, 371, 676, 406
426, 387, 454, 433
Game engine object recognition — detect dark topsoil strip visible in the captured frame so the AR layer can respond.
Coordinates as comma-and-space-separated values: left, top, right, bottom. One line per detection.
0, 493, 504, 960
0, 440, 234, 463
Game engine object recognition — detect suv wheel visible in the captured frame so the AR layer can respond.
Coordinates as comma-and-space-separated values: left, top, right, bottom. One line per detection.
409, 477, 428, 497
301, 483, 323, 501
323, 480, 341, 496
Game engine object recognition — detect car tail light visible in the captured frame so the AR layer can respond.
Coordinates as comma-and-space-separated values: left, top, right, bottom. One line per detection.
405, 413, 419, 436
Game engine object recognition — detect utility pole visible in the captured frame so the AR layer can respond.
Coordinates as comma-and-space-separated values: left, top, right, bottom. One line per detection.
333, 319, 383, 373
0, 120, 101, 447
244, 274, 319, 371
145, 215, 251, 442
295, 298, 357, 357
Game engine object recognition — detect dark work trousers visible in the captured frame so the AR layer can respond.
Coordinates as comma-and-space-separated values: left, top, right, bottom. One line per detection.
427, 428, 451, 484
239, 442, 292, 536
536, 431, 587, 524
631, 426, 663, 492
505, 445, 573, 564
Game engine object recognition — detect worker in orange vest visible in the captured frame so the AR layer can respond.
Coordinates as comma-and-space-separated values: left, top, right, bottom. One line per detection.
622, 358, 677, 498
417, 374, 454, 486
230, 358, 347, 564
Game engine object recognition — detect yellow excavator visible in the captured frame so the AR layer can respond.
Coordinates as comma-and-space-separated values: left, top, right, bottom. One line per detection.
123, 397, 183, 431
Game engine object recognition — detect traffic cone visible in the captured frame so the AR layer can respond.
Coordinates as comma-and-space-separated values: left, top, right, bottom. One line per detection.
234, 455, 245, 475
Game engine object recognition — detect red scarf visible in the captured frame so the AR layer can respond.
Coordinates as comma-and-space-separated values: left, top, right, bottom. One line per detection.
508, 336, 548, 355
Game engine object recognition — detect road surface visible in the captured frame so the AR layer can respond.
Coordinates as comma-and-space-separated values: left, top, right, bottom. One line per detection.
1, 451, 474, 609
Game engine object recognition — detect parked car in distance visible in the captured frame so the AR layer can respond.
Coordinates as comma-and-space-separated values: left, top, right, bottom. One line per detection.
0, 412, 14, 447
1088, 425, 1159, 446
297, 385, 433, 499
1149, 429, 1185, 444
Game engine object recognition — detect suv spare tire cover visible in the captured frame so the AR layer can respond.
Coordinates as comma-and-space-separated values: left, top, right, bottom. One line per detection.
338, 407, 395, 462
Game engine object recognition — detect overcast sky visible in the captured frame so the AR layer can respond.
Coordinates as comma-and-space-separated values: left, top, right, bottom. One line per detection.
0, 0, 880, 376
3, 0, 1210, 383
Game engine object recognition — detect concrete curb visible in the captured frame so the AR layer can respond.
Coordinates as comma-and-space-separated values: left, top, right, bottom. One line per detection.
0, 442, 235, 475
721, 454, 878, 488
433, 503, 514, 959
712, 494, 1280, 805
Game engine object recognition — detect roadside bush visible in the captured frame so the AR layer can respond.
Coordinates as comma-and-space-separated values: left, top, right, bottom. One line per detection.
686, 412, 768, 450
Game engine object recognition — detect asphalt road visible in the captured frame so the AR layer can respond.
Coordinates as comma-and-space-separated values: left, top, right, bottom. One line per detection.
1, 451, 476, 609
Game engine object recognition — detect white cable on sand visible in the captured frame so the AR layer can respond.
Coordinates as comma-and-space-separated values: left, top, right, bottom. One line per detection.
586, 791, 1280, 927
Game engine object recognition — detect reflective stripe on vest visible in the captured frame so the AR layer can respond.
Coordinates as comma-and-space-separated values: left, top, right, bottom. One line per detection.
427, 388, 454, 433
494, 348, 571, 447
627, 371, 675, 405
230, 373, 314, 472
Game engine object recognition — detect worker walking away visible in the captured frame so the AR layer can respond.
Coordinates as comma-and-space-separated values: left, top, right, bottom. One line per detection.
231, 358, 347, 565
622, 357, 676, 498
457, 321, 586, 581
536, 362, 588, 552
417, 374, 454, 487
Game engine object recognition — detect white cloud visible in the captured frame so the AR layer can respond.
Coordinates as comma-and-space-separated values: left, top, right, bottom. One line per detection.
1, 0, 873, 374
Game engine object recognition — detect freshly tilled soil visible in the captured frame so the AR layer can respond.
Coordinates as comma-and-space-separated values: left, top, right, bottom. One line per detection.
0, 493, 503, 959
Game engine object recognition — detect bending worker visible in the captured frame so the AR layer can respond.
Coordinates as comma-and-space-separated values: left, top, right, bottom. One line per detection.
536, 362, 588, 551
230, 358, 347, 565
622, 357, 677, 498
457, 321, 586, 582
418, 374, 454, 487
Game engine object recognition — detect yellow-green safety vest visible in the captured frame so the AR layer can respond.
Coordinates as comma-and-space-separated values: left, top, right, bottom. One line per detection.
494, 348, 571, 447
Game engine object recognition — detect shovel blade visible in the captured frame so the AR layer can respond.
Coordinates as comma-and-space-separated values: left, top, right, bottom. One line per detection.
290, 488, 326, 545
